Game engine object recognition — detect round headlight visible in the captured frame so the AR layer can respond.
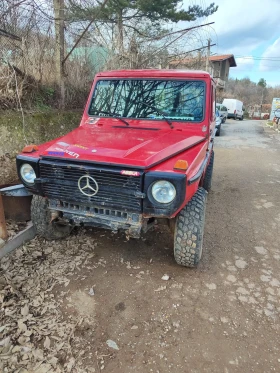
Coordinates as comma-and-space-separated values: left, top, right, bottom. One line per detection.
20, 163, 36, 184
151, 180, 176, 204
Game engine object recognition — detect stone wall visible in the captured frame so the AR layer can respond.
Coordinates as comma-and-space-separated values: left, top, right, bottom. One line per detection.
0, 111, 82, 157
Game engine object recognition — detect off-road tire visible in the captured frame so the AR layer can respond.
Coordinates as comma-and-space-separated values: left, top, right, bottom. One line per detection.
31, 195, 72, 240
174, 188, 207, 267
202, 151, 214, 192
216, 126, 221, 136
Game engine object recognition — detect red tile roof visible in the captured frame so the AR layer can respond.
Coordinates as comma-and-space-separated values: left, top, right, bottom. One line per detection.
209, 54, 237, 67
209, 54, 232, 61
169, 54, 237, 67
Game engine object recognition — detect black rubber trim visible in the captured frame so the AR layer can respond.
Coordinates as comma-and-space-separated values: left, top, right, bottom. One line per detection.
17, 155, 40, 163
16, 155, 42, 194
112, 126, 159, 131
188, 142, 213, 185
143, 172, 186, 217
40, 156, 147, 169
88, 78, 207, 124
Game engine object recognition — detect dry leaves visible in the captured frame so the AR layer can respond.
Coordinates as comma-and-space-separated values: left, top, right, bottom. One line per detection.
0, 231, 97, 373
6, 220, 28, 239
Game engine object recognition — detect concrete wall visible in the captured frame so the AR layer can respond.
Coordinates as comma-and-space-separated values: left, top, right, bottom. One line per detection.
0, 111, 82, 157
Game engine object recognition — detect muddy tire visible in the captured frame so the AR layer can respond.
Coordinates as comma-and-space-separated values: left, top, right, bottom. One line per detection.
31, 195, 72, 240
216, 126, 221, 136
173, 188, 207, 267
202, 151, 214, 192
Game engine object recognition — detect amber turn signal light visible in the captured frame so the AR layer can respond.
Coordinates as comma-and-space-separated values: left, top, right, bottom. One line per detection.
174, 159, 188, 171
22, 144, 39, 153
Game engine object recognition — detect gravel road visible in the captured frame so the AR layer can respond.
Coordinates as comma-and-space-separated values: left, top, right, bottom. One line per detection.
1, 119, 280, 373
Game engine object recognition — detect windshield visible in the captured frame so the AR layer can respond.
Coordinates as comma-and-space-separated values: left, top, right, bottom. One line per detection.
89, 79, 206, 122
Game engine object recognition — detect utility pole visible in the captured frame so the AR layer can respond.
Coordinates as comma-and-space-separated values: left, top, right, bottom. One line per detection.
53, 0, 65, 109
117, 10, 124, 56
205, 38, 211, 73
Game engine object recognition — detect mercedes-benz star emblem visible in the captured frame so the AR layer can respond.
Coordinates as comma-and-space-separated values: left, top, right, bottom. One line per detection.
78, 175, 99, 197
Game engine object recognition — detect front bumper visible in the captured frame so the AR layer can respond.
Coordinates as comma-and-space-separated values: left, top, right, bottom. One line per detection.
17, 156, 187, 219
49, 199, 152, 238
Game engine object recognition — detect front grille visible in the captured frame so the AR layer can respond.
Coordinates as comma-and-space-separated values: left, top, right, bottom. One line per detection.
39, 159, 143, 212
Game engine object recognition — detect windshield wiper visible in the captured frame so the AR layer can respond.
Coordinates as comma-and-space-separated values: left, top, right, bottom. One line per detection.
91, 109, 130, 126
130, 100, 174, 129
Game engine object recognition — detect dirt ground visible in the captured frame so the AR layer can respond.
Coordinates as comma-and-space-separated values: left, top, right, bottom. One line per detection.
0, 154, 18, 185
1, 120, 280, 373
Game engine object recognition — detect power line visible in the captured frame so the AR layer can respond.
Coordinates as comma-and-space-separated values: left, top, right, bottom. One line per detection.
145, 22, 215, 41
235, 56, 280, 61
168, 43, 216, 59
235, 55, 280, 58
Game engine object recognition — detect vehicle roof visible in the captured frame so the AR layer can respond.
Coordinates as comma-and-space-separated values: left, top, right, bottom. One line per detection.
223, 98, 242, 102
96, 69, 212, 79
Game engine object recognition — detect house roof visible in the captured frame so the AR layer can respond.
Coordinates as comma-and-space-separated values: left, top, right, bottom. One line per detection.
169, 54, 237, 68
209, 54, 237, 67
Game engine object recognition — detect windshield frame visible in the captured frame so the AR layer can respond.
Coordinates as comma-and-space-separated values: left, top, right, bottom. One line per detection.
88, 78, 206, 124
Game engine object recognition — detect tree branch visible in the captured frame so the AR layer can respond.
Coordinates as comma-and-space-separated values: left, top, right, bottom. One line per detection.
62, 0, 110, 65
0, 0, 28, 18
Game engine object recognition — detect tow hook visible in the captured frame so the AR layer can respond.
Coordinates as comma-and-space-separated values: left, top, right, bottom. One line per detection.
50, 210, 60, 222
50, 210, 69, 226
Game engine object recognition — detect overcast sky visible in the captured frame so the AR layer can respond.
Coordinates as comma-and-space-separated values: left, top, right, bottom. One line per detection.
183, 0, 280, 86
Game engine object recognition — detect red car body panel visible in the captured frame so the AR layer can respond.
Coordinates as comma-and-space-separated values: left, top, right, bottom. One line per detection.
18, 69, 216, 219
38, 123, 206, 168
147, 139, 209, 217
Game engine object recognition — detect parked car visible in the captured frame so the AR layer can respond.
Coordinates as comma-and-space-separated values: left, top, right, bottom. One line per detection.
274, 108, 280, 124
222, 99, 244, 120
16, 69, 217, 268
216, 103, 228, 123
215, 108, 222, 136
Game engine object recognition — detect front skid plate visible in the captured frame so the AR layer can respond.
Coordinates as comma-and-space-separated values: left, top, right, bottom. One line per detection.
49, 199, 144, 238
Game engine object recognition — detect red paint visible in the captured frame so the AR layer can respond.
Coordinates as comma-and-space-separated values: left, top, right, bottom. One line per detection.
19, 69, 216, 211
38, 125, 207, 168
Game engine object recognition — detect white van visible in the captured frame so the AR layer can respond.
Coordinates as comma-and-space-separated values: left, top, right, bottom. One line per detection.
222, 99, 244, 120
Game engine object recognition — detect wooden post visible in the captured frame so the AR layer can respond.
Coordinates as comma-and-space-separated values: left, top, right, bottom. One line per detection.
53, 0, 65, 109
0, 195, 8, 241
205, 38, 211, 73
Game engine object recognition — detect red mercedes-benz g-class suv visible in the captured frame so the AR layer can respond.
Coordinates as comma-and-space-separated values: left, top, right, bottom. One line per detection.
16, 69, 216, 267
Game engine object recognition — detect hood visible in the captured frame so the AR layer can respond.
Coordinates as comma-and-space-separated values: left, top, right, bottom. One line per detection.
40, 125, 206, 168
